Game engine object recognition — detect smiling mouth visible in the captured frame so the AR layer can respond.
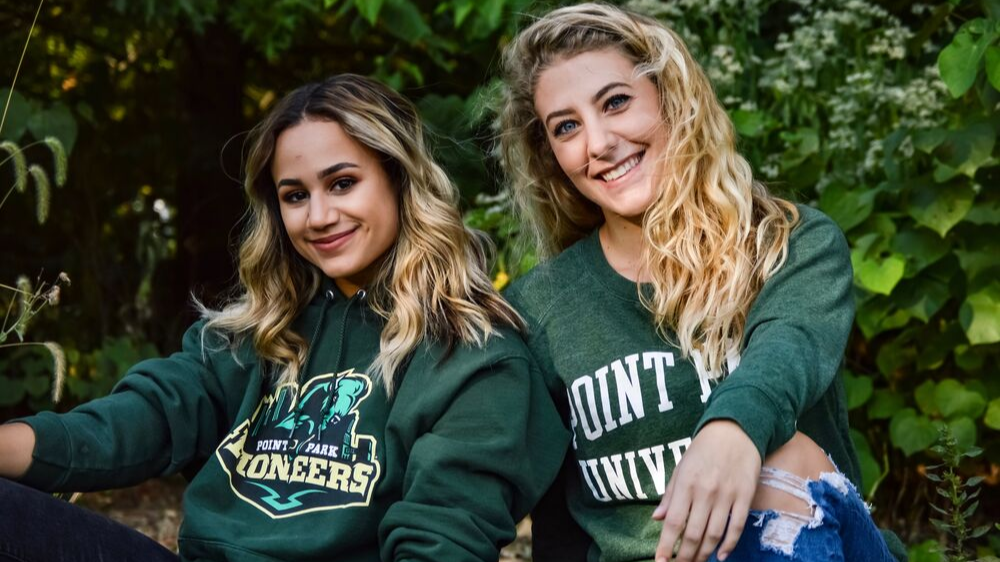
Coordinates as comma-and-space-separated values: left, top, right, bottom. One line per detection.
598, 151, 645, 182
311, 227, 358, 246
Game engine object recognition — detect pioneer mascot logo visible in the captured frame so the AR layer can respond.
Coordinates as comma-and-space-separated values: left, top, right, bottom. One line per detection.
217, 370, 381, 518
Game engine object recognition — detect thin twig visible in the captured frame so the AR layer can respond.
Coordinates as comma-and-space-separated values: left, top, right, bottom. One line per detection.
0, 0, 44, 137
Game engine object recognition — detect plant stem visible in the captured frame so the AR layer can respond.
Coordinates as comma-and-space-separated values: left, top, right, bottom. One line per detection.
0, 0, 44, 137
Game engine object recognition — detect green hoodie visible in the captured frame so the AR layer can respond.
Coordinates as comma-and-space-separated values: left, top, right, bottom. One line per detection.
17, 282, 568, 562
507, 206, 906, 562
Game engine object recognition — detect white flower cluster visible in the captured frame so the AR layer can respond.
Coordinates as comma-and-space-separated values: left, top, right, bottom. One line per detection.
707, 44, 744, 89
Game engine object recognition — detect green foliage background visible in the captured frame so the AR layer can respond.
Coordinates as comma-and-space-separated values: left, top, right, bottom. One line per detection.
1, 0, 998, 557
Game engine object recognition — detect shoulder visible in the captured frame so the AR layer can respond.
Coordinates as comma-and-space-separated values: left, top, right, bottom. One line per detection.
788, 204, 850, 261
412, 327, 533, 376
504, 237, 593, 325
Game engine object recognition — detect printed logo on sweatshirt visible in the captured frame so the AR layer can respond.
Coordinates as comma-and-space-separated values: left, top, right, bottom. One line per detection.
216, 370, 381, 518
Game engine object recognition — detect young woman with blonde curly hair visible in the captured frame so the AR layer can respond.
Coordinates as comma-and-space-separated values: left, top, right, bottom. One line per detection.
0, 74, 567, 562
498, 4, 902, 562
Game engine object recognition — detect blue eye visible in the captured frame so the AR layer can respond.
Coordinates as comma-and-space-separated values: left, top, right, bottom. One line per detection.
605, 93, 631, 111
553, 120, 579, 137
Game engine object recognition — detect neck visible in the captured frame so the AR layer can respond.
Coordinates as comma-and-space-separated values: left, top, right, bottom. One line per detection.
599, 214, 648, 282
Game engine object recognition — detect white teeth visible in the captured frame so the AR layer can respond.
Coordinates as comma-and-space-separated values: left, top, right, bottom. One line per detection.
600, 154, 641, 182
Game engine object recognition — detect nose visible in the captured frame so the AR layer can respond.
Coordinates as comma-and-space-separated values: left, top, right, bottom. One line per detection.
586, 119, 618, 163
306, 194, 339, 230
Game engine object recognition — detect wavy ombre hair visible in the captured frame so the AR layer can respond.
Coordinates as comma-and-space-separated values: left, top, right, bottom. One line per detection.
205, 74, 523, 394
498, 3, 798, 376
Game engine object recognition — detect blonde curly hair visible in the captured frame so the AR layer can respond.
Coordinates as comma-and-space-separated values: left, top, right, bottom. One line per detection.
498, 3, 798, 376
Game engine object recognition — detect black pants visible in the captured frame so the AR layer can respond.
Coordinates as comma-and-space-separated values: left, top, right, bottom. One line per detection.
0, 478, 179, 562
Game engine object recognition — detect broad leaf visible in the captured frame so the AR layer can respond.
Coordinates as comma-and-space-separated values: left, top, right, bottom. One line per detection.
960, 281, 1000, 344
905, 178, 974, 237
891, 227, 951, 276
868, 389, 904, 420
381, 0, 430, 44
820, 183, 877, 232
889, 408, 939, 456
853, 251, 906, 295
932, 123, 995, 179
0, 88, 32, 141
353, 0, 384, 25
985, 398, 1000, 430
914, 380, 939, 416
27, 103, 78, 154
934, 378, 988, 419
988, 45, 1000, 91
948, 416, 978, 451
938, 18, 996, 97
843, 371, 874, 410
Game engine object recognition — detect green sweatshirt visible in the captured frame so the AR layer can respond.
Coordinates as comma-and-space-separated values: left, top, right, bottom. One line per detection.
17, 281, 568, 562
507, 206, 903, 562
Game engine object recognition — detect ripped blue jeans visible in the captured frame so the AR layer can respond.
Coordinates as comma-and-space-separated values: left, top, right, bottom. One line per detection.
710, 466, 894, 562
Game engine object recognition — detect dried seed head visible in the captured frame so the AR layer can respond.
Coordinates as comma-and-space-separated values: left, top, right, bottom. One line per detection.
29, 164, 51, 224
43, 137, 68, 187
1, 141, 28, 194
42, 342, 67, 403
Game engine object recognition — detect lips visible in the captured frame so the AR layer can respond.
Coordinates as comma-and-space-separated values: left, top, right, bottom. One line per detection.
310, 226, 358, 250
596, 151, 645, 183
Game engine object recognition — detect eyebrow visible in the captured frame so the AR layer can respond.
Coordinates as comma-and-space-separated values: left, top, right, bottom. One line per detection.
543, 81, 631, 128
276, 162, 359, 188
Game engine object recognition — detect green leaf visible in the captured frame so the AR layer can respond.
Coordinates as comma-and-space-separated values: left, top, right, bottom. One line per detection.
820, 183, 877, 231
948, 416, 978, 450
452, 0, 475, 27
915, 380, 939, 416
380, 0, 430, 44
853, 438, 880, 497
932, 123, 996, 179
353, 0, 384, 25
27, 103, 78, 154
913, 129, 947, 153
891, 227, 951, 277
985, 398, 1000, 429
934, 378, 988, 419
0, 375, 26, 406
843, 371, 874, 410
964, 196, 1000, 225
852, 251, 906, 295
905, 178, 975, 237
987, 45, 1000, 91
960, 281, 1000, 344
23, 373, 49, 397
869, 389, 905, 420
856, 296, 911, 338
907, 539, 945, 562
897, 275, 951, 323
731, 110, 769, 138
0, 88, 32, 141
890, 408, 939, 456
938, 18, 996, 97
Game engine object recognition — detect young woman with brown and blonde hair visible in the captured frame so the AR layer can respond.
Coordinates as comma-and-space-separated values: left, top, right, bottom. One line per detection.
498, 4, 902, 562
0, 74, 567, 562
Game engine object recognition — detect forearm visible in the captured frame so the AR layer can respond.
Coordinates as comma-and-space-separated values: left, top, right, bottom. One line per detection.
0, 422, 36, 479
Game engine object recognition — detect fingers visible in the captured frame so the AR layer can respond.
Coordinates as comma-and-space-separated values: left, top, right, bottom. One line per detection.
715, 495, 751, 561
673, 498, 712, 562
693, 502, 730, 562
652, 473, 676, 520
654, 487, 690, 562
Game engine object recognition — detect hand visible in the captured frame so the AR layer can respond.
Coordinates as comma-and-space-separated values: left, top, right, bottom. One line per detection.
652, 420, 761, 562
0, 422, 36, 479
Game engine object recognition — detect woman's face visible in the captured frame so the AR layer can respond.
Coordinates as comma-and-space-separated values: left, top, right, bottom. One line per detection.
272, 119, 400, 296
533, 48, 666, 224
